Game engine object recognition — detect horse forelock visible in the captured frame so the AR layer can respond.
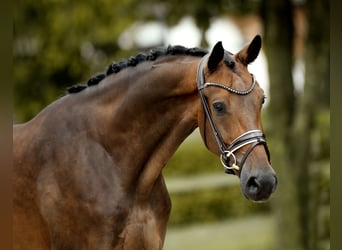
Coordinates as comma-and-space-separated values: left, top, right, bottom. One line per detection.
67, 45, 208, 94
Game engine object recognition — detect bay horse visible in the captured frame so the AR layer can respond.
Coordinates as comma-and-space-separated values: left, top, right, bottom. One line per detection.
13, 35, 277, 249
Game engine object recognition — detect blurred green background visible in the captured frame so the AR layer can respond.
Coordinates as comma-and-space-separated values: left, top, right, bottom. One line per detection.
14, 0, 329, 249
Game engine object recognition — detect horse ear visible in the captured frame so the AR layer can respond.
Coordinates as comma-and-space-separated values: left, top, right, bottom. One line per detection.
207, 41, 224, 71
237, 35, 262, 65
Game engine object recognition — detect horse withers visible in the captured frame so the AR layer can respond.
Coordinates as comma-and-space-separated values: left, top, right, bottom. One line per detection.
13, 35, 277, 249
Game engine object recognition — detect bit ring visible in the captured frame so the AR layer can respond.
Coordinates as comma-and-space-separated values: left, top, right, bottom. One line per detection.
220, 151, 240, 171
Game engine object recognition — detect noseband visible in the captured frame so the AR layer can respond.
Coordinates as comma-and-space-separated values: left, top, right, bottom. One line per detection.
196, 55, 271, 175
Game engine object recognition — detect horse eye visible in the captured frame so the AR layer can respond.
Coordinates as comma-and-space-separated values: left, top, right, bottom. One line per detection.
213, 101, 226, 115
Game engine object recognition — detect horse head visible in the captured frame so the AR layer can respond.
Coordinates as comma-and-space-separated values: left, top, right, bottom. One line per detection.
197, 35, 277, 201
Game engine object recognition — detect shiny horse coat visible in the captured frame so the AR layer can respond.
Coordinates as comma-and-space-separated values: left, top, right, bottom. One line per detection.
13, 35, 277, 249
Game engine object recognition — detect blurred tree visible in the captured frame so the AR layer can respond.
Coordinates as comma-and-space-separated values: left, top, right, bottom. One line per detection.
291, 0, 329, 249
261, 0, 329, 250
261, 0, 301, 249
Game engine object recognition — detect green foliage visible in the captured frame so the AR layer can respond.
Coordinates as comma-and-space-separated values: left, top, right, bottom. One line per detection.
164, 131, 220, 177
168, 186, 270, 226
164, 215, 275, 250
313, 109, 330, 160
14, 0, 137, 122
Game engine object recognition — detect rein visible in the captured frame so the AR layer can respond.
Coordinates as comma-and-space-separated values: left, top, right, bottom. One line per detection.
196, 55, 271, 175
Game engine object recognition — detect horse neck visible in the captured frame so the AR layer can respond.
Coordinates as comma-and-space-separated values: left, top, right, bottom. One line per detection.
90, 56, 201, 197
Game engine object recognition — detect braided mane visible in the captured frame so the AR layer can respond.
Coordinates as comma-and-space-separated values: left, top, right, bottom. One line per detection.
67, 45, 208, 94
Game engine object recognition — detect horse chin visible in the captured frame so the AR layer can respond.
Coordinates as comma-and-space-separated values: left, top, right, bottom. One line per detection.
239, 164, 277, 202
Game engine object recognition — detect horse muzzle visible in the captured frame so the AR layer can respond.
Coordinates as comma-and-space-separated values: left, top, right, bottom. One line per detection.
240, 165, 277, 201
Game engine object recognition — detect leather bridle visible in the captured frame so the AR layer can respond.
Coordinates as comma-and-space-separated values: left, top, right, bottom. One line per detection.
196, 55, 271, 175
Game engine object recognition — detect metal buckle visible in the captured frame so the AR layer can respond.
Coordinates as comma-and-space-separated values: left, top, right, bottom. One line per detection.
220, 151, 240, 172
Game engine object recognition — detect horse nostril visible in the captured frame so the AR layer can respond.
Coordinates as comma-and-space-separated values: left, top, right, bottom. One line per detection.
246, 176, 261, 195
244, 174, 277, 201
